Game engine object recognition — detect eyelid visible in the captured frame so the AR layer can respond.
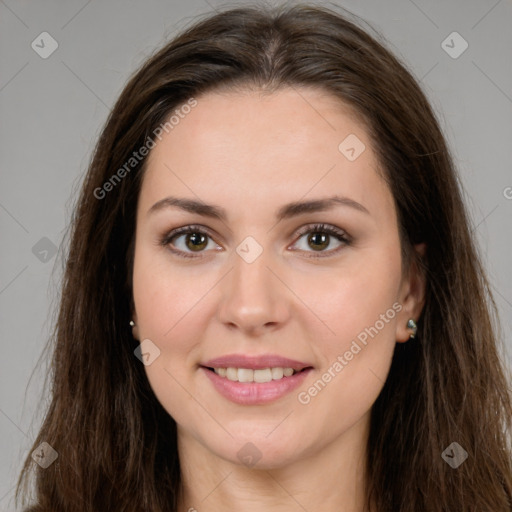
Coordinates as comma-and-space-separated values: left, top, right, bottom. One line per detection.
292, 223, 350, 242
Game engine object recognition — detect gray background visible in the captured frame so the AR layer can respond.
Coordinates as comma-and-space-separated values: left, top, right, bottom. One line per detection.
1, 0, 511, 509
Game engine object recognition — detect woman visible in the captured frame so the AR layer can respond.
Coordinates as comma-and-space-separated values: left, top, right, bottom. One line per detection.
15, 3, 512, 511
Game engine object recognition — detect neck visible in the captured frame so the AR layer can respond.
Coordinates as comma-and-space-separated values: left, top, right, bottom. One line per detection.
176, 413, 371, 512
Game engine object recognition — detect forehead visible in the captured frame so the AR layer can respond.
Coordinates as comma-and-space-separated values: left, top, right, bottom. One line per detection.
139, 87, 394, 223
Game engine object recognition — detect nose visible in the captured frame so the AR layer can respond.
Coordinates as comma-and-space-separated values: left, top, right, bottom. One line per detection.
216, 243, 290, 335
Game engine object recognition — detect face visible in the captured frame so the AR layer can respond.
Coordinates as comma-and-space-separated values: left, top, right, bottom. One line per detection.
131, 87, 425, 469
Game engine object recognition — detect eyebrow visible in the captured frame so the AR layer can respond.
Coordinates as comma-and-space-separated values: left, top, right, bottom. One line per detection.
147, 195, 370, 221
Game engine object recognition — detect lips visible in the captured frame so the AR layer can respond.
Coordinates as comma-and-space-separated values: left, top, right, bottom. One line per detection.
201, 365, 313, 405
199, 354, 314, 404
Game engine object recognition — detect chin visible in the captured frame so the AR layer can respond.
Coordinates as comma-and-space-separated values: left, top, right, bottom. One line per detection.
208, 433, 304, 470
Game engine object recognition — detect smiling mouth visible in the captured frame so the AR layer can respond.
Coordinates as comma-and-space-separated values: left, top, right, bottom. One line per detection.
203, 366, 312, 383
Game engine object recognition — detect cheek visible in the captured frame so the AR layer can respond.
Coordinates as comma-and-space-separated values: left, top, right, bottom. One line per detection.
297, 245, 402, 411
295, 289, 399, 433
290, 278, 400, 458
132, 247, 203, 426
306, 248, 402, 349
132, 245, 204, 391
132, 242, 208, 338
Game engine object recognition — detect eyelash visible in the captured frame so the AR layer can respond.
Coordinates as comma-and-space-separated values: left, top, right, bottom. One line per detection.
159, 223, 351, 260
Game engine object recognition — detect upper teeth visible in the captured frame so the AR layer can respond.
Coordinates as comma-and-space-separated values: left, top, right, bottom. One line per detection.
213, 367, 296, 383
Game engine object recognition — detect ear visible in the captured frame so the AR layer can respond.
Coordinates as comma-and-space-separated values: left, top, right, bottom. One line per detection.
395, 243, 427, 343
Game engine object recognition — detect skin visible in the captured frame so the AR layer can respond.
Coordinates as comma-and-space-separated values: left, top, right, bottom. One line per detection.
131, 87, 426, 512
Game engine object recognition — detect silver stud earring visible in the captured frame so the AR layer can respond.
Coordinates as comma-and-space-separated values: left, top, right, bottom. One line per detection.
407, 318, 417, 339
129, 320, 135, 327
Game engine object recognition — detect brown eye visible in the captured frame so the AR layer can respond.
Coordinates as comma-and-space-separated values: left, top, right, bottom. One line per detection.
307, 232, 330, 251
292, 223, 350, 258
160, 225, 218, 259
183, 232, 208, 252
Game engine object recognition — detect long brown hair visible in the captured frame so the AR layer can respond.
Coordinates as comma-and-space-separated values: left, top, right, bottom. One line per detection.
16, 3, 512, 511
